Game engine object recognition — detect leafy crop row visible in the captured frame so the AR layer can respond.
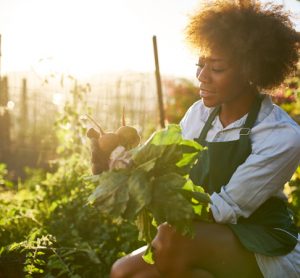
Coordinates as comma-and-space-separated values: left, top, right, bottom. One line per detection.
0, 83, 142, 277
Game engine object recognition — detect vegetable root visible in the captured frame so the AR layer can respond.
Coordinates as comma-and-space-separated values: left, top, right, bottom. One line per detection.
85, 113, 140, 171
115, 107, 140, 149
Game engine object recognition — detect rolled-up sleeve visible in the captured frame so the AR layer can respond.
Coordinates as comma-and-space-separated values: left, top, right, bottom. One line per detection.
210, 125, 300, 224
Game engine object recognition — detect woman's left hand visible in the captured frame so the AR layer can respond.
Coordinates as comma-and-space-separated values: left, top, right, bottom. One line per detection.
151, 223, 193, 275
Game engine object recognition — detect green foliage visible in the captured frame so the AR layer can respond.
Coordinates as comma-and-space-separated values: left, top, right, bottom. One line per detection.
0, 80, 141, 277
89, 124, 210, 259
272, 75, 300, 123
1, 70, 300, 277
54, 82, 92, 157
88, 124, 211, 265
273, 73, 300, 230
286, 166, 300, 228
0, 163, 14, 188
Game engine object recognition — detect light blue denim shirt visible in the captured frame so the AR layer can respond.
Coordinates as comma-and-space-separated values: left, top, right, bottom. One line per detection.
180, 95, 300, 224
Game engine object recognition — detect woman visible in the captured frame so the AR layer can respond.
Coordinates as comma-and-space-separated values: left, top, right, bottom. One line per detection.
107, 1, 300, 277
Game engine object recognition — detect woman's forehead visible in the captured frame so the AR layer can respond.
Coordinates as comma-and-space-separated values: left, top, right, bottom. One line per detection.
198, 56, 228, 63
199, 48, 229, 61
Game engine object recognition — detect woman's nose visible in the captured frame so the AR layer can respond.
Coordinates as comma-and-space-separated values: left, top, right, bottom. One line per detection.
196, 65, 210, 83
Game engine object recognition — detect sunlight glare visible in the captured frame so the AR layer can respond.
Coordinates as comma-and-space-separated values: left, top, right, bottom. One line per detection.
0, 0, 202, 78
6, 101, 15, 111
0, 0, 298, 78
52, 93, 65, 107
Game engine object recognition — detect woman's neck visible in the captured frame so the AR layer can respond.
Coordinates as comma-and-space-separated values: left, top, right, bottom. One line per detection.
219, 91, 258, 128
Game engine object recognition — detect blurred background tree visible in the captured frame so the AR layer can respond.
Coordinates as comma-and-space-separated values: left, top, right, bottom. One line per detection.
164, 78, 199, 124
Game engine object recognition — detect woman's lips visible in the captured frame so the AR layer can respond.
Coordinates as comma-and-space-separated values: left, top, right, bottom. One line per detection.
200, 89, 215, 97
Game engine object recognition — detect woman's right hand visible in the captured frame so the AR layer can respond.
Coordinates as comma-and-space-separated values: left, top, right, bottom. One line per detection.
151, 223, 193, 275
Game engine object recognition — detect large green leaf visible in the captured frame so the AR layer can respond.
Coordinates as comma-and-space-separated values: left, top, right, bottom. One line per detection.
148, 124, 182, 145
123, 169, 152, 220
150, 174, 194, 229
87, 170, 130, 218
132, 144, 166, 166
132, 125, 201, 174
176, 151, 198, 169
151, 144, 183, 176
87, 170, 128, 203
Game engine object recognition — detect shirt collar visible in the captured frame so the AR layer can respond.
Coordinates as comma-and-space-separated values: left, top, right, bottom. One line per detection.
208, 94, 274, 130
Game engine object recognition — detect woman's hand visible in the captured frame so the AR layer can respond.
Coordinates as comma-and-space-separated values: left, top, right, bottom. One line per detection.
151, 223, 194, 275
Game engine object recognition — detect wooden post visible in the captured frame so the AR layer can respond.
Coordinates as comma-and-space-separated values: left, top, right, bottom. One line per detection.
152, 35, 165, 128
19, 78, 28, 144
0, 77, 10, 161
0, 34, 2, 86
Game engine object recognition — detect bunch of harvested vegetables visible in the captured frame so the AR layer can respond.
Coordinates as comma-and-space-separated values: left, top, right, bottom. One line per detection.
86, 123, 211, 263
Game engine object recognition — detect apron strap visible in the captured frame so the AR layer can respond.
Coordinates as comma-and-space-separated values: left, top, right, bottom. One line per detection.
238, 94, 263, 151
197, 94, 264, 144
239, 94, 264, 137
197, 106, 220, 144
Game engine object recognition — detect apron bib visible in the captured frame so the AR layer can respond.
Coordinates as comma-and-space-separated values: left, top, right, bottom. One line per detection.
190, 95, 298, 256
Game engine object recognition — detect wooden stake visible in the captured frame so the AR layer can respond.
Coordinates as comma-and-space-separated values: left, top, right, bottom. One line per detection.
152, 35, 165, 128
122, 106, 126, 126
0, 34, 2, 83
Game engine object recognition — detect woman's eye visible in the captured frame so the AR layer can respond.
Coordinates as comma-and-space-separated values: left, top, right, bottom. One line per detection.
196, 63, 225, 73
212, 68, 225, 73
196, 61, 226, 74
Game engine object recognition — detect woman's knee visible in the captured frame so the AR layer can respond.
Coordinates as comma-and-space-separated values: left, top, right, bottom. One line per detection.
110, 255, 141, 278
110, 247, 161, 278
110, 246, 146, 278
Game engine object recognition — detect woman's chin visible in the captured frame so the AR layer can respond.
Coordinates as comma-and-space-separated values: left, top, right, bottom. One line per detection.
200, 91, 220, 107
201, 97, 219, 108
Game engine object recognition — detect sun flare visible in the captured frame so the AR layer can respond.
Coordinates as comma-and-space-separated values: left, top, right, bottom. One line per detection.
0, 0, 299, 79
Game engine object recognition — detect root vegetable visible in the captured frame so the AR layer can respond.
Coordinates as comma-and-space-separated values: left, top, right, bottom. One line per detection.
85, 112, 140, 157
116, 126, 140, 149
85, 114, 120, 155
86, 127, 100, 139
92, 161, 109, 173
98, 132, 121, 156
115, 107, 140, 149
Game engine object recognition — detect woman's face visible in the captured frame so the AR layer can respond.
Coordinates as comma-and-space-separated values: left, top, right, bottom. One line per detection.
196, 50, 248, 108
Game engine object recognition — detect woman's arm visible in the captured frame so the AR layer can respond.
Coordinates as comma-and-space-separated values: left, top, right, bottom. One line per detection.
110, 221, 263, 278
210, 125, 300, 224
150, 222, 262, 277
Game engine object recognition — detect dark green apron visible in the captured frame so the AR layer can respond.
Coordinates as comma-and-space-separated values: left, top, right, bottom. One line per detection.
190, 95, 298, 256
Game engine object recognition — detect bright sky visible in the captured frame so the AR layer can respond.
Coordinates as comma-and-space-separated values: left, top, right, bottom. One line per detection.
0, 0, 299, 79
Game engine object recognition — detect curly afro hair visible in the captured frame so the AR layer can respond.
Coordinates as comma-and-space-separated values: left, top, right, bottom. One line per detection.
185, 0, 300, 90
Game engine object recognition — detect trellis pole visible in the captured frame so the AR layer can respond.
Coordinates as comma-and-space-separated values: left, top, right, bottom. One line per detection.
152, 35, 165, 128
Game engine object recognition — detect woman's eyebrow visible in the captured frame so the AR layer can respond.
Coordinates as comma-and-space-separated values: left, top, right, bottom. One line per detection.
199, 57, 226, 62
209, 58, 225, 62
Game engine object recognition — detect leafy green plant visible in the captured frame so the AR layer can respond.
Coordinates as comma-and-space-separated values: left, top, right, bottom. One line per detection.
0, 79, 142, 277
272, 75, 300, 123
88, 124, 211, 263
1, 69, 300, 278
286, 166, 300, 229
0, 163, 14, 189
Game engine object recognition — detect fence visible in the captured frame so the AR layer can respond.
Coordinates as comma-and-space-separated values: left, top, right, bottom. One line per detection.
0, 71, 166, 180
